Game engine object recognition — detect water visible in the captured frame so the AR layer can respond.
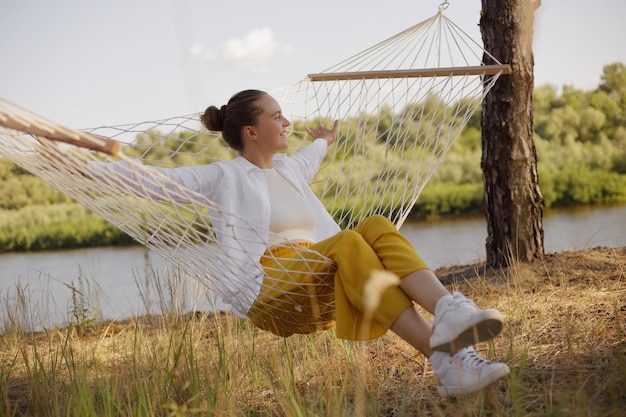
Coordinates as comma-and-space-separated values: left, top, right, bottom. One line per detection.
1, 204, 624, 329
401, 204, 626, 270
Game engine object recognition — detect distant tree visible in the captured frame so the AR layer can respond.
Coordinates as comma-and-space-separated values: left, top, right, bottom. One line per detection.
480, 0, 544, 267
599, 62, 626, 97
596, 62, 626, 134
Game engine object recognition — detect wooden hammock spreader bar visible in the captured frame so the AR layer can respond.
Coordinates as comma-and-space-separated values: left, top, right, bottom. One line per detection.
0, 98, 120, 156
307, 64, 512, 82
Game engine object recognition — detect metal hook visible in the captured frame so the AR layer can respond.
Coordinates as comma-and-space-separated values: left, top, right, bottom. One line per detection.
439, 1, 450, 11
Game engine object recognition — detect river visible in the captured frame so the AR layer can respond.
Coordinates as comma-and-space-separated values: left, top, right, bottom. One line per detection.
1, 204, 624, 330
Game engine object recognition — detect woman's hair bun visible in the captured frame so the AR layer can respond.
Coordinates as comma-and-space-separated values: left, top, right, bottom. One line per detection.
200, 105, 226, 131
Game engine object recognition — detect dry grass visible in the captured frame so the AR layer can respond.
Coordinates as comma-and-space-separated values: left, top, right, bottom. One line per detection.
0, 246, 624, 416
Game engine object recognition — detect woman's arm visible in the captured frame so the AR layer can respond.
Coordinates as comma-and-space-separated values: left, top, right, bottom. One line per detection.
286, 120, 339, 181
87, 159, 222, 204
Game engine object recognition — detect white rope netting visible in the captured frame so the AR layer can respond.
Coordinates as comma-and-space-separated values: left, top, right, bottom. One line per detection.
0, 7, 508, 330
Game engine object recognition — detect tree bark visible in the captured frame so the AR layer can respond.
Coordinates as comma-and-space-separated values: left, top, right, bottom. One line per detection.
480, 0, 544, 267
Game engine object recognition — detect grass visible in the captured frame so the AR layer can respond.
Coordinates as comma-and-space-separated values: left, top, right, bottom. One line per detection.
0, 246, 624, 416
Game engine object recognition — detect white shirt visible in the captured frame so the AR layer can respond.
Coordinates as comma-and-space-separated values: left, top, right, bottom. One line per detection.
89, 138, 341, 317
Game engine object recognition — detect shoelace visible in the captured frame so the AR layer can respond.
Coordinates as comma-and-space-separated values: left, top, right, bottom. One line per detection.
450, 348, 491, 368
449, 291, 479, 311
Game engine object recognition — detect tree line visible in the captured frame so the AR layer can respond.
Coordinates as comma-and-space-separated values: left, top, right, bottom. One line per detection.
1, 63, 625, 251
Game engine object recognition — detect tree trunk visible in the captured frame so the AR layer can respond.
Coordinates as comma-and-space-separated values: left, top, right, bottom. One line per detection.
480, 0, 544, 267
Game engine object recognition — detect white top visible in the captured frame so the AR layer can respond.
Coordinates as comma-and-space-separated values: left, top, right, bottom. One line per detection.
89, 138, 341, 317
262, 167, 316, 247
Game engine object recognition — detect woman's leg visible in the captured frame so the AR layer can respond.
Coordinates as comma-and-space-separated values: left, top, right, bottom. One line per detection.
311, 229, 418, 340
352, 215, 503, 352
350, 216, 448, 310
350, 216, 509, 395
389, 306, 434, 356
399, 269, 449, 314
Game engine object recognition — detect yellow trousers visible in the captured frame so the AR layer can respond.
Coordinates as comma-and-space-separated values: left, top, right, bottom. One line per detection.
247, 215, 429, 340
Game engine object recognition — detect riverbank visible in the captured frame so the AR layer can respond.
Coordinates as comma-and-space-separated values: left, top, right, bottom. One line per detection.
1, 245, 624, 416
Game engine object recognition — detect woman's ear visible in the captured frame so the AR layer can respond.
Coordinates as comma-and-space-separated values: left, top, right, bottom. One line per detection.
242, 125, 257, 142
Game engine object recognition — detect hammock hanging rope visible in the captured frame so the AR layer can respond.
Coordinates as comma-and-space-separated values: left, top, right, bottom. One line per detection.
0, 5, 510, 330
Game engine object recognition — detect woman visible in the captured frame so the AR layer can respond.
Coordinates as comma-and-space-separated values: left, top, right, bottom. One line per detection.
98, 89, 510, 396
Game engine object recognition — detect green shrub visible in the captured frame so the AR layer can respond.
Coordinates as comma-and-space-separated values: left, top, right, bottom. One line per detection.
540, 168, 626, 207
0, 203, 133, 251
410, 182, 485, 219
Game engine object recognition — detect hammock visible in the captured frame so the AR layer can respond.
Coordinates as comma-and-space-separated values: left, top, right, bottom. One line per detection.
0, 4, 509, 330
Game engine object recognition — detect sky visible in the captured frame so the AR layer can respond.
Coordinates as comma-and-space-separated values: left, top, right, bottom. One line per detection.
1, 0, 625, 130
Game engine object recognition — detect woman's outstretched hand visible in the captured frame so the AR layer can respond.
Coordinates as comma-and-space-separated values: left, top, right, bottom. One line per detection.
306, 120, 339, 146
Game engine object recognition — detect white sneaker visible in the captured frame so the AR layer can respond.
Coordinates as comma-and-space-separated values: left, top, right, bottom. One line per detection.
432, 347, 510, 397
430, 291, 503, 352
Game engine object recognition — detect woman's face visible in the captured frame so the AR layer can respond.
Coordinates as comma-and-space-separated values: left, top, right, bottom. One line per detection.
251, 94, 291, 153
